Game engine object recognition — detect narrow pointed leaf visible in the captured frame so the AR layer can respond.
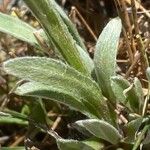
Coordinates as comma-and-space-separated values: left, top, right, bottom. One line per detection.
124, 117, 143, 144
75, 119, 122, 144
94, 17, 122, 100
111, 76, 140, 112
51, 0, 86, 50
0, 12, 62, 58
2, 109, 28, 121
29, 99, 49, 125
134, 77, 144, 114
111, 76, 128, 104
0, 12, 38, 46
3, 57, 107, 119
15, 82, 112, 121
0, 116, 28, 125
15, 81, 93, 117
23, 0, 93, 75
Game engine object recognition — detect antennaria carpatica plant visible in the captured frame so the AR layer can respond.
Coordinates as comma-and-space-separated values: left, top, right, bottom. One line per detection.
1, 0, 150, 149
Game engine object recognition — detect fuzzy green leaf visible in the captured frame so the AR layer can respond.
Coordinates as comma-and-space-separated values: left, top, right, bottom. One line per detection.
3, 57, 107, 119
0, 116, 28, 125
16, 84, 111, 122
57, 139, 102, 150
29, 99, 49, 125
72, 121, 92, 137
15, 81, 94, 117
23, 0, 93, 75
75, 119, 122, 144
111, 76, 140, 112
0, 12, 38, 46
124, 117, 143, 144
94, 17, 122, 100
51, 0, 86, 50
134, 77, 144, 114
83, 139, 104, 150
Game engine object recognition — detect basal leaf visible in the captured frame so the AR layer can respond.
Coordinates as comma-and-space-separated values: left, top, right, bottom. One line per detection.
0, 12, 38, 47
72, 121, 92, 137
28, 99, 49, 125
57, 139, 97, 150
111, 76, 140, 112
124, 117, 143, 144
83, 139, 104, 150
3, 57, 107, 119
23, 0, 93, 75
94, 17, 122, 100
134, 77, 144, 114
15, 81, 93, 118
51, 0, 86, 51
75, 119, 122, 144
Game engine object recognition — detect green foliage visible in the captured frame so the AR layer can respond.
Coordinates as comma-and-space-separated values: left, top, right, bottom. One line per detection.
124, 117, 143, 143
94, 17, 122, 100
51, 0, 86, 51
75, 119, 122, 144
23, 0, 93, 75
1, 0, 150, 149
0, 12, 39, 47
0, 116, 28, 125
28, 99, 49, 125
57, 137, 104, 150
3, 57, 108, 119
111, 76, 140, 113
57, 139, 92, 150
133, 77, 144, 114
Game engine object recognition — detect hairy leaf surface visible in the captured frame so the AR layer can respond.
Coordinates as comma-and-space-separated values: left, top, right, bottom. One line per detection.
134, 77, 144, 114
23, 0, 93, 75
0, 12, 38, 46
75, 119, 122, 144
124, 117, 143, 144
51, 0, 86, 50
111, 76, 140, 112
3, 57, 107, 119
57, 139, 93, 150
94, 18, 122, 100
